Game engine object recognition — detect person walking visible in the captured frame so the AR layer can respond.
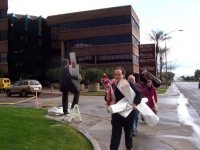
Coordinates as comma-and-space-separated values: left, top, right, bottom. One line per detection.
59, 59, 82, 119
128, 75, 143, 136
143, 79, 158, 114
107, 67, 142, 150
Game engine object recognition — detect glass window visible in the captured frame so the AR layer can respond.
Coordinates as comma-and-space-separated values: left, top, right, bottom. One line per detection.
0, 9, 7, 19
83, 20, 88, 28
30, 80, 40, 85
0, 53, 7, 62
0, 31, 7, 41
59, 23, 64, 30
92, 19, 97, 27
67, 22, 71, 30
74, 21, 79, 29
18, 81, 24, 86
13, 81, 19, 86
87, 20, 92, 28
24, 81, 28, 85
124, 15, 131, 24
96, 18, 100, 27
71, 22, 75, 29
79, 21, 84, 29
105, 17, 110, 26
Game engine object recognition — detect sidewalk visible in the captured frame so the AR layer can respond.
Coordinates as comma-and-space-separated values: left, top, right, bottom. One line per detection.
46, 83, 199, 150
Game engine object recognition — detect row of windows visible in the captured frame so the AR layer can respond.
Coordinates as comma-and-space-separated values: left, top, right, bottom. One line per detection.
77, 54, 139, 65
0, 31, 7, 41
51, 15, 140, 34
64, 34, 139, 48
0, 9, 7, 19
0, 53, 7, 63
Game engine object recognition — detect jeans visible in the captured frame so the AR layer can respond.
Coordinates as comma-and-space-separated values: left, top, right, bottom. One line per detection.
132, 109, 139, 132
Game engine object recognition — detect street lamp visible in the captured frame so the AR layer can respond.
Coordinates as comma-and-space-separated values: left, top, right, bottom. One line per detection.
164, 30, 183, 88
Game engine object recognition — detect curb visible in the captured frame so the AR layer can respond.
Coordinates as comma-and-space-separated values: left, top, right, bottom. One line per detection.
45, 115, 101, 150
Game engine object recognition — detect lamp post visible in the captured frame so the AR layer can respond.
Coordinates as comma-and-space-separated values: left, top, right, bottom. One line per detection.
164, 30, 183, 88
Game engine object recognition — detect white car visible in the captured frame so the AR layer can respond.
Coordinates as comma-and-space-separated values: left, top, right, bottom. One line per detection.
5, 79, 42, 97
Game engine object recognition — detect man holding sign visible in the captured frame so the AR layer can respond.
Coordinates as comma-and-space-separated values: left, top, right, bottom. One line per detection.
59, 59, 82, 117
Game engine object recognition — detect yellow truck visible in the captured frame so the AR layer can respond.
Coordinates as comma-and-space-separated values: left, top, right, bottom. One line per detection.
0, 78, 11, 92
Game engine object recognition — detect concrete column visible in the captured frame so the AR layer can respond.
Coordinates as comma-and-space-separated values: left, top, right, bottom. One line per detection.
61, 41, 65, 59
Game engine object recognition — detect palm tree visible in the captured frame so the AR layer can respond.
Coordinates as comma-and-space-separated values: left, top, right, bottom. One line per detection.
146, 29, 171, 81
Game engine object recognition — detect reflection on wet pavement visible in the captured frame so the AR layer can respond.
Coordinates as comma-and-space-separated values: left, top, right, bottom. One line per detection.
177, 93, 200, 149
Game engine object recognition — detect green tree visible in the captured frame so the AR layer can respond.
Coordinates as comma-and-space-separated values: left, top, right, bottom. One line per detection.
0, 68, 4, 78
194, 69, 200, 80
79, 68, 85, 84
105, 68, 115, 79
46, 68, 59, 83
85, 68, 104, 83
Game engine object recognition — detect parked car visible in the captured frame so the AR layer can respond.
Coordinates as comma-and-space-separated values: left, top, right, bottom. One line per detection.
0, 78, 11, 92
5, 79, 42, 97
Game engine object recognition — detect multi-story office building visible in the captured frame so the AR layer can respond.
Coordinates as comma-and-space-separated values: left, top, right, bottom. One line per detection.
46, 5, 140, 77
0, 0, 8, 75
1, 4, 141, 81
7, 13, 50, 81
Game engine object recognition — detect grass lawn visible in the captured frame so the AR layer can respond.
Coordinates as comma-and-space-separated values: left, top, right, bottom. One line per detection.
157, 88, 167, 94
0, 107, 93, 150
80, 90, 105, 95
80, 88, 167, 95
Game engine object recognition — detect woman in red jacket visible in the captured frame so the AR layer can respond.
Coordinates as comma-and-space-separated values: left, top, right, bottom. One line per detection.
143, 79, 158, 114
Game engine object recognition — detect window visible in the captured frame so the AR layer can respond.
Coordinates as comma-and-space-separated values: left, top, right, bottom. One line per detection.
24, 81, 28, 85
0, 31, 7, 41
18, 81, 24, 86
0, 9, 7, 19
58, 15, 133, 31
131, 16, 140, 33
13, 81, 19, 86
0, 53, 7, 62
30, 80, 40, 85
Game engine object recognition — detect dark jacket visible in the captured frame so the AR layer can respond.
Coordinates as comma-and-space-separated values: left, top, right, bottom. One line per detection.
114, 80, 142, 105
59, 67, 78, 92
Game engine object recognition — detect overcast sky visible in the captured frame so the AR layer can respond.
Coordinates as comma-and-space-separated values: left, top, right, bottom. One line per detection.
8, 0, 200, 77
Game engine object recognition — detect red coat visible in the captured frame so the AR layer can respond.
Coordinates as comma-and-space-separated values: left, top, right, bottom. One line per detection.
143, 86, 157, 111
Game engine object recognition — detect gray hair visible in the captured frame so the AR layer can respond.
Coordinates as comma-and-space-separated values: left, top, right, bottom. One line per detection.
128, 75, 135, 82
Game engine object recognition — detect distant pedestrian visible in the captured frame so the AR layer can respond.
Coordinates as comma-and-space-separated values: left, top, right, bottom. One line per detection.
143, 79, 158, 114
105, 67, 142, 150
59, 59, 82, 119
128, 75, 143, 136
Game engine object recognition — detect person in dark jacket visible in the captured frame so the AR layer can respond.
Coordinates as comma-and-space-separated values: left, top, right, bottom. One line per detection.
59, 59, 82, 119
108, 67, 142, 150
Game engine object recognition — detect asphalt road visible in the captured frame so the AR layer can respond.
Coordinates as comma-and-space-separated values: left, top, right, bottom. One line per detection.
175, 81, 200, 116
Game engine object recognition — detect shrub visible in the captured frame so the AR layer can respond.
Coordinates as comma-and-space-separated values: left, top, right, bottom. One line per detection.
85, 68, 104, 83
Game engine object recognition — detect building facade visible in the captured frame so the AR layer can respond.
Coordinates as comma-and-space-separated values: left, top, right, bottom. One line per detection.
46, 5, 140, 76
7, 13, 50, 81
0, 0, 8, 75
1, 4, 141, 82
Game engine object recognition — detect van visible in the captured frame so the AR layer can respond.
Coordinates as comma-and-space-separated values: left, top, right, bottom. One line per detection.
0, 78, 11, 92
